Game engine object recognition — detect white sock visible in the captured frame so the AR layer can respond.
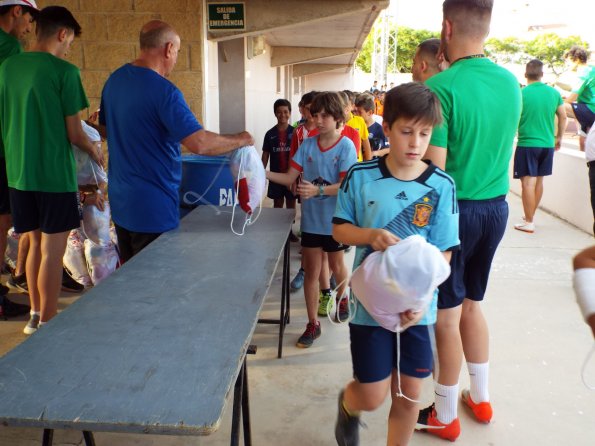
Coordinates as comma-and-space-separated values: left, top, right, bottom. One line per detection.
434, 382, 458, 424
468, 361, 489, 403
30, 310, 40, 317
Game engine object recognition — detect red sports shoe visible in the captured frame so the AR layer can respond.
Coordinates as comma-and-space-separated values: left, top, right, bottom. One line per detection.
415, 403, 460, 442
461, 389, 493, 423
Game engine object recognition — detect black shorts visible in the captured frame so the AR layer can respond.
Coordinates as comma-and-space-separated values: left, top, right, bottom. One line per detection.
572, 103, 595, 133
513, 146, 554, 178
301, 231, 347, 252
0, 158, 10, 215
9, 188, 80, 234
114, 224, 161, 263
350, 323, 433, 383
438, 197, 508, 309
267, 182, 297, 201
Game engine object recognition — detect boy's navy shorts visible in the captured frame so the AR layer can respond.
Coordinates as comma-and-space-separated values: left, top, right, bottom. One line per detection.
438, 196, 508, 309
301, 232, 347, 252
9, 188, 80, 235
513, 146, 554, 178
572, 103, 595, 133
349, 323, 433, 383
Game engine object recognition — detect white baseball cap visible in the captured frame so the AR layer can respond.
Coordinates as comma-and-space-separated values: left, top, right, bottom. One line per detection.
0, 0, 39, 11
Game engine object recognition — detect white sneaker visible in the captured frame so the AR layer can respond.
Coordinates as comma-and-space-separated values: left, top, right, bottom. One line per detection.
514, 221, 535, 233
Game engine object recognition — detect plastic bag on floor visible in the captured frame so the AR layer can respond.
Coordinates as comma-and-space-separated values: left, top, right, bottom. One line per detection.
82, 199, 112, 246
63, 229, 92, 288
4, 227, 20, 270
228, 146, 265, 215
84, 239, 119, 286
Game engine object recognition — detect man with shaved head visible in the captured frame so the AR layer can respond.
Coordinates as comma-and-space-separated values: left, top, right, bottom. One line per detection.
411, 38, 444, 83
99, 20, 254, 261
415, 0, 521, 441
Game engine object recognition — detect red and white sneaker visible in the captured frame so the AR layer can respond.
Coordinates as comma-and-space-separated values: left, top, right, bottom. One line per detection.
415, 403, 460, 442
461, 389, 493, 423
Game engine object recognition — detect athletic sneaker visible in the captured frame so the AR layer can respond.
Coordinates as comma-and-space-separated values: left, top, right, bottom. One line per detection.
335, 389, 360, 446
296, 321, 321, 348
61, 268, 84, 293
318, 290, 332, 316
23, 313, 40, 335
514, 221, 535, 233
7, 272, 28, 294
416, 403, 461, 442
461, 389, 492, 423
336, 295, 349, 322
290, 268, 305, 291
0, 297, 31, 319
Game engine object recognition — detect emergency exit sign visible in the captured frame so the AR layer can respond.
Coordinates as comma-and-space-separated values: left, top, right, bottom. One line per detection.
207, 3, 245, 31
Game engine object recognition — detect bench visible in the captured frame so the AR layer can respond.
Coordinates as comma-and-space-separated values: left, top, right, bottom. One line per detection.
0, 206, 295, 445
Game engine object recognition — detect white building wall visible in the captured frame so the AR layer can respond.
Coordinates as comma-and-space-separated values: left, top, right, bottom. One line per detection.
204, 40, 220, 132
244, 43, 304, 153
305, 70, 356, 93
509, 148, 592, 234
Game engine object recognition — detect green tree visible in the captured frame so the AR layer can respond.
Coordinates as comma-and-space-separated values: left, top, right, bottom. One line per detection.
485, 37, 523, 64
523, 34, 589, 75
355, 25, 439, 74
395, 27, 440, 72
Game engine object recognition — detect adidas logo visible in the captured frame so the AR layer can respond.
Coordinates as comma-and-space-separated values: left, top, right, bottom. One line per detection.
396, 191, 408, 200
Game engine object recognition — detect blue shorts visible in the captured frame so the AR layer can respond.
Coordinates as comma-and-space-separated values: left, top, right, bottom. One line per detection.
513, 146, 554, 178
572, 103, 595, 133
9, 188, 80, 234
349, 323, 433, 383
438, 197, 508, 309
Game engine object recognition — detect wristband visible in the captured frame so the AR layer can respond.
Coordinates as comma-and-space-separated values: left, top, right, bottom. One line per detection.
318, 185, 325, 196
574, 268, 595, 321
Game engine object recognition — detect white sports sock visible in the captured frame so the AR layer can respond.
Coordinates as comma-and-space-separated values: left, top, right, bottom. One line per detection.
468, 361, 490, 403
30, 310, 40, 317
434, 382, 458, 424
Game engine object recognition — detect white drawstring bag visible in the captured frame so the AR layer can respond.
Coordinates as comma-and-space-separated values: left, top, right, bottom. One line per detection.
228, 146, 266, 215
84, 238, 119, 286
350, 235, 451, 333
63, 229, 92, 288
82, 199, 112, 247
73, 122, 107, 186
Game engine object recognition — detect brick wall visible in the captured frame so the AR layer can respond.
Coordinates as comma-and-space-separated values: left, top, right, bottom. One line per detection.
31, 0, 205, 123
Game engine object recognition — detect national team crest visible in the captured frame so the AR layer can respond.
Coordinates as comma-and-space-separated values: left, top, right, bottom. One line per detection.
412, 203, 433, 227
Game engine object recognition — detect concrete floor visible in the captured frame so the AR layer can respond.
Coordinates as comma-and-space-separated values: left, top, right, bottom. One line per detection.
0, 190, 594, 445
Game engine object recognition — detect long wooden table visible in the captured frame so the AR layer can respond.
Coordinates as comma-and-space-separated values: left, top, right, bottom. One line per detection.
0, 206, 294, 445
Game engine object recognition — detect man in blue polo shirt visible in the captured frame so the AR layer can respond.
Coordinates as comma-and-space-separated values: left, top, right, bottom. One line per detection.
99, 20, 253, 261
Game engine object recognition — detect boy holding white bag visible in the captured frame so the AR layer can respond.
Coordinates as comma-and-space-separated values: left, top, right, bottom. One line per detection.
332, 82, 460, 446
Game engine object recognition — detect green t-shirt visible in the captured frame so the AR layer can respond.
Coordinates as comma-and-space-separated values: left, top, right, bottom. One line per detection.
577, 73, 595, 113
0, 52, 89, 192
517, 82, 563, 148
0, 29, 23, 158
426, 57, 522, 200
0, 29, 21, 65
